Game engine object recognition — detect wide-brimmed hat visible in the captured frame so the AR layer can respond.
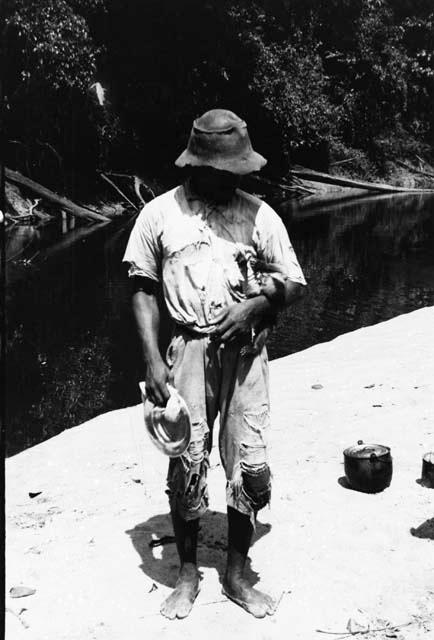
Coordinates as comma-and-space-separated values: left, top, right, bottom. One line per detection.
175, 109, 267, 175
139, 382, 191, 458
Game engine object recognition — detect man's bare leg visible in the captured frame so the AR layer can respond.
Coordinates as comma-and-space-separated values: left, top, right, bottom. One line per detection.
223, 507, 276, 618
160, 511, 201, 619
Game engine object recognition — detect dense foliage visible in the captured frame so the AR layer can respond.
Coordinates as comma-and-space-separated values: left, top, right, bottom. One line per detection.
3, 0, 434, 186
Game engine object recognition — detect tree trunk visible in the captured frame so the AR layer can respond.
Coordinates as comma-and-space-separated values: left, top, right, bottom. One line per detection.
289, 168, 434, 193
5, 168, 110, 222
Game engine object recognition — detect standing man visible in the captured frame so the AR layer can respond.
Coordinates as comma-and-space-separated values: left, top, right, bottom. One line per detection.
123, 109, 306, 619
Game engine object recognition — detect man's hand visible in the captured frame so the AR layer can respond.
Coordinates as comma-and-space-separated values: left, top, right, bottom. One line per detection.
210, 297, 272, 343
145, 357, 174, 407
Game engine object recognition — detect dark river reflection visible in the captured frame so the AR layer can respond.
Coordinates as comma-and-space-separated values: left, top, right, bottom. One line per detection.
5, 192, 434, 455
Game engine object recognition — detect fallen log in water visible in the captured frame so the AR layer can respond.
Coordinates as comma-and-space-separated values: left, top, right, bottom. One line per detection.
249, 174, 315, 195
5, 168, 111, 222
394, 160, 434, 181
289, 168, 434, 193
415, 155, 434, 173
133, 176, 147, 206
329, 157, 357, 166
104, 171, 157, 201
99, 172, 139, 210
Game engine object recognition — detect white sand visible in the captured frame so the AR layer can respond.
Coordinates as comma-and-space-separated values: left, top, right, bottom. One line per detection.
6, 307, 434, 639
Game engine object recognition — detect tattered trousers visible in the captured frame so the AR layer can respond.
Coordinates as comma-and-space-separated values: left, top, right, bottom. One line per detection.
166, 328, 271, 524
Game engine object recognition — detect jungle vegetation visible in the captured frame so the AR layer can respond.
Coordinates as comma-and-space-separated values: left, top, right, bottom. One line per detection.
3, 0, 434, 191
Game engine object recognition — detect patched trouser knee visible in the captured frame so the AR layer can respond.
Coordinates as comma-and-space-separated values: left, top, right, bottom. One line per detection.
166, 419, 210, 521
242, 463, 271, 511
228, 458, 272, 524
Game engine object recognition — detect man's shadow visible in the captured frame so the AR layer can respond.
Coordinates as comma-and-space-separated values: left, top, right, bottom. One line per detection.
126, 511, 271, 588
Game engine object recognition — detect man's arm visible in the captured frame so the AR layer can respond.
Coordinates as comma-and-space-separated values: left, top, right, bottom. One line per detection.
132, 278, 172, 406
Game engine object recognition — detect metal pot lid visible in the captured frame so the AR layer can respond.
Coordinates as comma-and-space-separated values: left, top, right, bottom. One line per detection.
344, 441, 390, 458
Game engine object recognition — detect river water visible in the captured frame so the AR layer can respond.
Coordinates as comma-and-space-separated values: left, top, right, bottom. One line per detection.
5, 192, 434, 456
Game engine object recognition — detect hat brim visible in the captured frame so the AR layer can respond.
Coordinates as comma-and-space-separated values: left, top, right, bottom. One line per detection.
175, 149, 267, 175
141, 388, 191, 458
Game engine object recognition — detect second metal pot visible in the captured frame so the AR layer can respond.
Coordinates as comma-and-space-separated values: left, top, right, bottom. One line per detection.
420, 452, 434, 488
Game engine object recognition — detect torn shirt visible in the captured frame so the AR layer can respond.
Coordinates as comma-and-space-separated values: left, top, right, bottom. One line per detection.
123, 184, 306, 333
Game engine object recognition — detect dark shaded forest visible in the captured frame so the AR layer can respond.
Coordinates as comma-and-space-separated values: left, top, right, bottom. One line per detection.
3, 0, 434, 194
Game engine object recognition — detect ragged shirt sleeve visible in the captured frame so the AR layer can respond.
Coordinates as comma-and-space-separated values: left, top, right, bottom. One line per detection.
255, 202, 307, 285
122, 201, 162, 281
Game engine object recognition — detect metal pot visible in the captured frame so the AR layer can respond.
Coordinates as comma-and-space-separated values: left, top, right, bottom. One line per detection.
420, 452, 434, 488
343, 440, 393, 493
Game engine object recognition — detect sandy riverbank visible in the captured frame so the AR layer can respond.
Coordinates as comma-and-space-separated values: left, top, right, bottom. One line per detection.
6, 307, 434, 640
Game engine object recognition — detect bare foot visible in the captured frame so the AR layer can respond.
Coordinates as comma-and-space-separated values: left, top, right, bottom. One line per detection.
160, 563, 200, 620
222, 576, 277, 618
